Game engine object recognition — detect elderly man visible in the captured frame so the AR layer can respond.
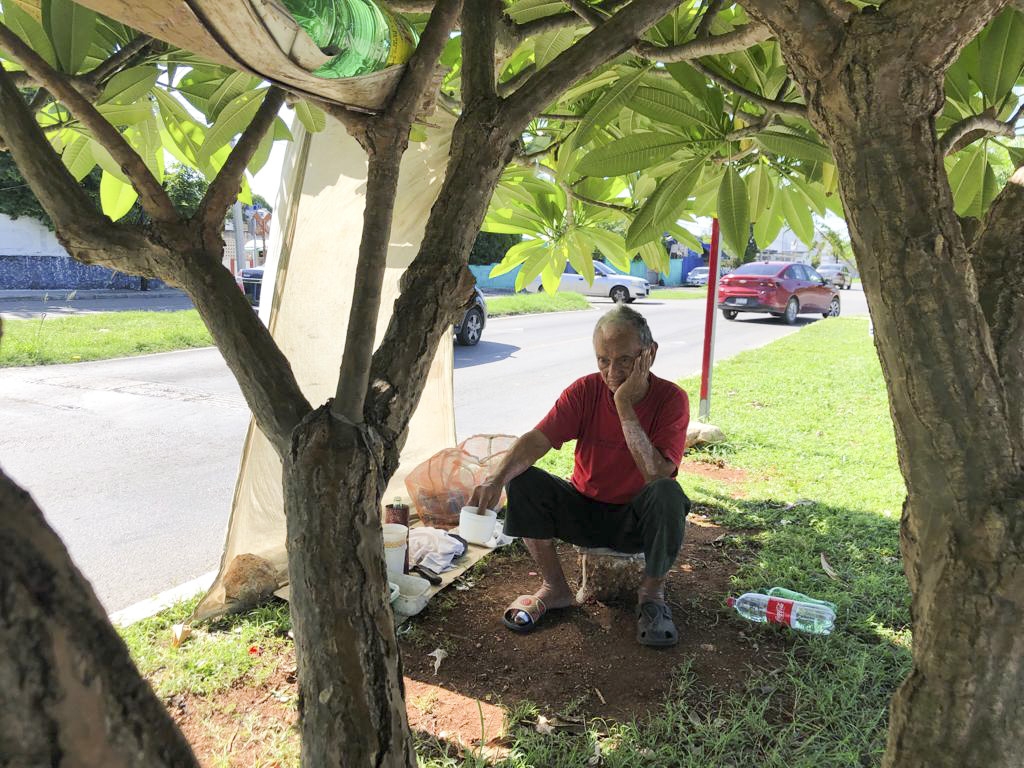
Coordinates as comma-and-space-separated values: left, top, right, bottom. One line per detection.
470, 304, 690, 647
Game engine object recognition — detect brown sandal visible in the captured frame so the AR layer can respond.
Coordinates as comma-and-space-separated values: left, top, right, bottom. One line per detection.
502, 594, 546, 633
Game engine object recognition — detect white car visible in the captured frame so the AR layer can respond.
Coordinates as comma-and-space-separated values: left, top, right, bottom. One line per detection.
527, 262, 649, 303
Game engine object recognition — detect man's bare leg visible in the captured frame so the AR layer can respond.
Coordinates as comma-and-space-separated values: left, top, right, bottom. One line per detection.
638, 575, 666, 605
523, 538, 576, 609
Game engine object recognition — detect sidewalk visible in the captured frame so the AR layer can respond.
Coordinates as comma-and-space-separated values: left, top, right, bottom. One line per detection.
0, 287, 187, 301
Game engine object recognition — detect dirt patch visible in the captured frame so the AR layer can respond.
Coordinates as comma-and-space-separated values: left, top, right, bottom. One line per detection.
163, 515, 788, 765
678, 456, 750, 492
397, 514, 786, 745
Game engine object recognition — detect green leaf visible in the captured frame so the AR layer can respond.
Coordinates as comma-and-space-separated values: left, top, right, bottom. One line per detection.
626, 157, 704, 248
155, 90, 205, 167
977, 9, 1024, 106
947, 145, 999, 218
293, 101, 327, 133
577, 132, 690, 177
199, 89, 266, 168
753, 128, 833, 165
779, 184, 814, 246
90, 141, 128, 183
588, 227, 629, 271
96, 101, 154, 126
716, 167, 749, 260
60, 133, 95, 180
515, 243, 555, 291
207, 71, 261, 120
747, 164, 774, 223
666, 223, 704, 252
533, 26, 575, 69
567, 229, 596, 285
753, 201, 784, 249
629, 86, 722, 135
789, 174, 828, 216
638, 240, 669, 274
248, 121, 275, 175
1006, 145, 1024, 168
99, 170, 137, 221
576, 67, 649, 145
98, 65, 159, 105
42, 0, 95, 74
3, 2, 57, 67
490, 239, 547, 277
507, 0, 570, 24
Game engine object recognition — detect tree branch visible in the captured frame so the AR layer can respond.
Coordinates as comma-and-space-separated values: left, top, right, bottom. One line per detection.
0, 62, 156, 268
940, 114, 1016, 156
383, 0, 462, 125
332, 0, 464, 423
461, 0, 500, 104
502, 0, 682, 122
635, 22, 772, 62
695, 0, 726, 39
84, 35, 153, 87
564, 0, 606, 26
0, 22, 177, 223
689, 60, 807, 117
880, 0, 1010, 69
737, 0, 845, 79
570, 188, 634, 211
509, 11, 584, 38
498, 63, 535, 97
971, 164, 1024, 444
198, 87, 286, 233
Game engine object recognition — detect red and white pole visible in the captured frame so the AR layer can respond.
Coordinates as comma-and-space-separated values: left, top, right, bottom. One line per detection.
698, 218, 721, 421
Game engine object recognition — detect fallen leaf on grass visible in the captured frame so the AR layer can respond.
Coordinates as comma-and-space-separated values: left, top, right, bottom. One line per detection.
427, 648, 447, 675
820, 552, 840, 581
535, 715, 586, 735
170, 623, 192, 648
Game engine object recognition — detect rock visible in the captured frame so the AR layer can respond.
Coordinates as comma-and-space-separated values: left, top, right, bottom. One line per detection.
686, 421, 727, 448
222, 553, 279, 606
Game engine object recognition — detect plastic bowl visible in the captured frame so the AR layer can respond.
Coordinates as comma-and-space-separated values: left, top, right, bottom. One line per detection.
459, 506, 498, 545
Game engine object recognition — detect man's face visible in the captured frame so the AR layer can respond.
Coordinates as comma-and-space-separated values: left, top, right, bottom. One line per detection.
594, 325, 650, 393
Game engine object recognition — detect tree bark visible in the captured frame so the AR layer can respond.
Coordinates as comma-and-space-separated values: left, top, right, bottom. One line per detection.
0, 468, 199, 767
284, 407, 413, 768
795, 30, 1024, 768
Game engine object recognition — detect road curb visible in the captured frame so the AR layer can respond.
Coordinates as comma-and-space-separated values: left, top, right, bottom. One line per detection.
109, 570, 216, 627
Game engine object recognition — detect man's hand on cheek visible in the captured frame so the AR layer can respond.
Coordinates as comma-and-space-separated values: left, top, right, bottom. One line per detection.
614, 348, 652, 410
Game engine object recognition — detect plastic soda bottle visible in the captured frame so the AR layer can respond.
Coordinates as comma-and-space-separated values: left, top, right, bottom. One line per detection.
727, 593, 836, 635
766, 586, 837, 613
282, 0, 419, 78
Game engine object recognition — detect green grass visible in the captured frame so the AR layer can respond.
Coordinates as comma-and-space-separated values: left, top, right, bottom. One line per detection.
117, 316, 909, 767
485, 292, 591, 317
652, 287, 708, 300
119, 595, 292, 698
0, 310, 213, 366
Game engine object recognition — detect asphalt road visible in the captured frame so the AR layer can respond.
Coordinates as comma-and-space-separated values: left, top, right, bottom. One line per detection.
0, 288, 869, 612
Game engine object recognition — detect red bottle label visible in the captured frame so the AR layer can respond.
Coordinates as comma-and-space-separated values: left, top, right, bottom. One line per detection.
766, 597, 795, 626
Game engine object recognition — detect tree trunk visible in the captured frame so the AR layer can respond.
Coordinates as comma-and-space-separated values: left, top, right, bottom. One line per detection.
0, 468, 199, 767
803, 51, 1024, 768
284, 406, 414, 768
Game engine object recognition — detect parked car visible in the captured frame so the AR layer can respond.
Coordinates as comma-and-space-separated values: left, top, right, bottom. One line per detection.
237, 266, 264, 307
717, 261, 840, 324
235, 270, 488, 346
527, 261, 649, 302
684, 265, 729, 287
815, 263, 853, 289
685, 266, 710, 286
454, 287, 487, 346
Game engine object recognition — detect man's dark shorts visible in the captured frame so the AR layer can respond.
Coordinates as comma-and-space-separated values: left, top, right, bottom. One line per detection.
503, 467, 690, 577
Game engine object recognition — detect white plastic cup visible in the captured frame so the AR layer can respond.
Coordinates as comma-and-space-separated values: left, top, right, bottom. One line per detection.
459, 506, 498, 545
382, 523, 408, 574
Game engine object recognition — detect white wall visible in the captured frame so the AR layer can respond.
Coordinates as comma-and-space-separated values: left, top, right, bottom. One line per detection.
0, 213, 68, 257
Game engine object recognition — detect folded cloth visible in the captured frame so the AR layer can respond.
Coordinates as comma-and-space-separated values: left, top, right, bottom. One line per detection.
408, 527, 467, 573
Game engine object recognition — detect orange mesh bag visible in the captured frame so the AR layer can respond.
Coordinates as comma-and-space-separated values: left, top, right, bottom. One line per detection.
405, 435, 517, 528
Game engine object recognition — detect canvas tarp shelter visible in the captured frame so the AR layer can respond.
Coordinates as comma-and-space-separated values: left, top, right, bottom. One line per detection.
194, 110, 461, 620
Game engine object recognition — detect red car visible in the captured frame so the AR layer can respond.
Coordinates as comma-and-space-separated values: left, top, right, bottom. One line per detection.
717, 261, 841, 324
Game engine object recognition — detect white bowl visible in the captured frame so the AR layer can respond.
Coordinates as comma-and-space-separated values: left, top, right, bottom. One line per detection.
459, 506, 498, 545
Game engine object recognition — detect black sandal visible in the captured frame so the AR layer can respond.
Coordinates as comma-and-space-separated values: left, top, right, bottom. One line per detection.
637, 601, 678, 647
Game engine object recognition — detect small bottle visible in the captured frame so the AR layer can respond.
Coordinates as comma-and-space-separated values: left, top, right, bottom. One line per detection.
766, 587, 837, 613
727, 593, 835, 635
282, 0, 418, 79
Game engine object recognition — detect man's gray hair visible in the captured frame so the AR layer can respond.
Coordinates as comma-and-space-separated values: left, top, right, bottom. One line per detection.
593, 304, 654, 346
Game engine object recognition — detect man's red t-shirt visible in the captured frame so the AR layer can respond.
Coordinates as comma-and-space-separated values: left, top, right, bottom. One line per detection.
535, 372, 689, 504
